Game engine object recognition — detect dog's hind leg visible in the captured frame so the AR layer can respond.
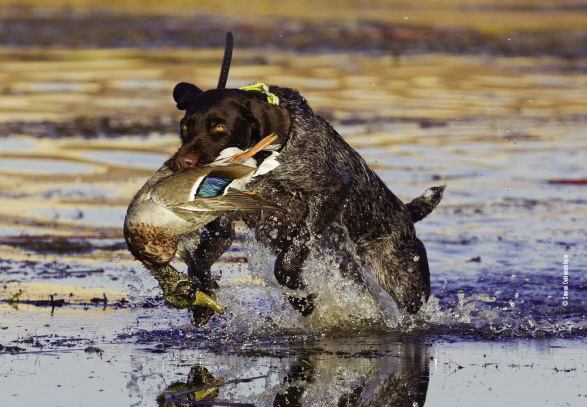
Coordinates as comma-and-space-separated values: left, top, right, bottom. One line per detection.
322, 223, 365, 286
269, 170, 355, 316
360, 237, 430, 314
274, 227, 316, 316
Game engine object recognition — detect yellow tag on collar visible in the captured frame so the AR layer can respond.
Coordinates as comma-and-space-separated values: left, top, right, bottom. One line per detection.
239, 83, 280, 105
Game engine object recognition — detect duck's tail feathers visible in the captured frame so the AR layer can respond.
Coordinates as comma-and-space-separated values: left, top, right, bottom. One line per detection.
406, 184, 446, 223
222, 189, 284, 212
175, 189, 284, 213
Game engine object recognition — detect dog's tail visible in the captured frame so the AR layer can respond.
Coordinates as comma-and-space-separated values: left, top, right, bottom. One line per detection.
406, 184, 446, 223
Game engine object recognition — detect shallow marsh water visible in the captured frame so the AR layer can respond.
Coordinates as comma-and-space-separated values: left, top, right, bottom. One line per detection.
0, 48, 586, 406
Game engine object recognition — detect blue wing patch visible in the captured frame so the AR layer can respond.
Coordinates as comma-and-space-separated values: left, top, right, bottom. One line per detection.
196, 176, 232, 197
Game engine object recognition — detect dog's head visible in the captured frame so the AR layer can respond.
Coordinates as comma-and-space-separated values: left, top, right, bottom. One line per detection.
170, 83, 291, 170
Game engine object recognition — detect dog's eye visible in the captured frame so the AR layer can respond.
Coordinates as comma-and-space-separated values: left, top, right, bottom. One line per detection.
212, 124, 227, 133
180, 123, 188, 133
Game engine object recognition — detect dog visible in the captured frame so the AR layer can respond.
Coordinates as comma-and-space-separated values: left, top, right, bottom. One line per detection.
167, 37, 445, 324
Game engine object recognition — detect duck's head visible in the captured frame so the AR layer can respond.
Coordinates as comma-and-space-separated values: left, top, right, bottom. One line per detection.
124, 219, 224, 315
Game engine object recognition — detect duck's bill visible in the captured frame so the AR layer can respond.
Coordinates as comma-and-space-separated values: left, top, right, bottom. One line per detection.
193, 291, 225, 314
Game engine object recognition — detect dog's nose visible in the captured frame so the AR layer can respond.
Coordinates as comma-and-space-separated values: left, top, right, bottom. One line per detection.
175, 152, 199, 170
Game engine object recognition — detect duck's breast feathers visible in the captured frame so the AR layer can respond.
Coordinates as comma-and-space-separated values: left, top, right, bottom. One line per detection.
124, 202, 182, 264
124, 219, 178, 265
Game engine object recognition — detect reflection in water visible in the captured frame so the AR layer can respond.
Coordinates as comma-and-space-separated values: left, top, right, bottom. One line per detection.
158, 366, 225, 406
157, 341, 429, 407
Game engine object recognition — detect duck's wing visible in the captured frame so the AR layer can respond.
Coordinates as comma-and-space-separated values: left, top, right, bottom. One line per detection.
171, 188, 282, 213
149, 165, 254, 207
128, 163, 175, 207
149, 167, 210, 206
205, 164, 255, 180
148, 134, 280, 207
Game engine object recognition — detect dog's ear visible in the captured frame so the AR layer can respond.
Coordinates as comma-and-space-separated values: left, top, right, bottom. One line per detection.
247, 99, 291, 143
173, 82, 203, 110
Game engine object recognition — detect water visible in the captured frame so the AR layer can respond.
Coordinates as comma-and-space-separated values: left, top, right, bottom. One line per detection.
1, 47, 586, 406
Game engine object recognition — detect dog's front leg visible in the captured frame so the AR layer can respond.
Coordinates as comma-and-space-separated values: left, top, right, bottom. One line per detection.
182, 215, 235, 325
273, 173, 353, 316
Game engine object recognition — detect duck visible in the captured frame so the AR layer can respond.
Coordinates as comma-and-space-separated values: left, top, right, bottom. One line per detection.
124, 134, 281, 315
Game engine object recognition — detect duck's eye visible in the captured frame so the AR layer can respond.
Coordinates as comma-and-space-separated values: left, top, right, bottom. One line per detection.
213, 124, 227, 133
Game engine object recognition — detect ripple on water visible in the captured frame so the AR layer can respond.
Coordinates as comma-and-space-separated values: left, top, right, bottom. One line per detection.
0, 157, 96, 175
82, 150, 168, 169
32, 206, 127, 227
0, 137, 36, 152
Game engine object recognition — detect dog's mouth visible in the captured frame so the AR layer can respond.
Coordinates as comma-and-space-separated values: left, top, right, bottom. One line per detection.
169, 32, 287, 173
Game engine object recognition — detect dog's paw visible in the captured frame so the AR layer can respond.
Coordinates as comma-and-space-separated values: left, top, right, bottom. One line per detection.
287, 293, 316, 316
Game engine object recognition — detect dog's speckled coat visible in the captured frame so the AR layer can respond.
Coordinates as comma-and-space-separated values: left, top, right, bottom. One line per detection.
171, 84, 445, 323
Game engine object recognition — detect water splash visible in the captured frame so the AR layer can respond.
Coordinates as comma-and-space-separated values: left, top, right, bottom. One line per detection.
198, 234, 405, 339
190, 230, 587, 341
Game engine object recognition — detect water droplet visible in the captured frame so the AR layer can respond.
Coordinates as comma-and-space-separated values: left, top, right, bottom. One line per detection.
413, 255, 420, 262
522, 317, 536, 329
457, 291, 465, 307
509, 299, 516, 308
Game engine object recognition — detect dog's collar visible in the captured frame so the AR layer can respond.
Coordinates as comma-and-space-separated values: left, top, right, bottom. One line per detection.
239, 83, 280, 105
